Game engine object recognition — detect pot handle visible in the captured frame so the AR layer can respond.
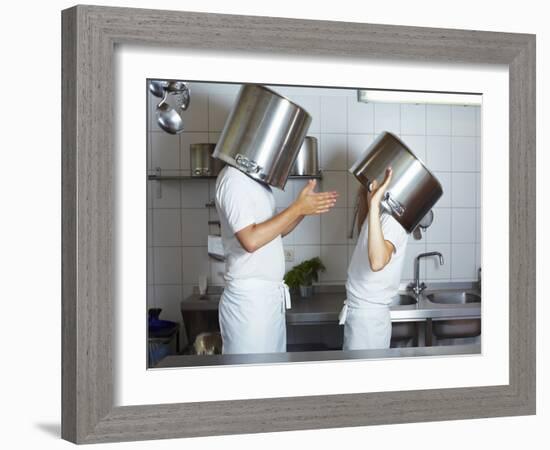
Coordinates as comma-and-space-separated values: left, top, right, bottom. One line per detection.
383, 192, 405, 217
235, 153, 261, 174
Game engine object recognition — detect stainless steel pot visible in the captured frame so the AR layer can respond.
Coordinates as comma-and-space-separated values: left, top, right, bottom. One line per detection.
190, 143, 225, 177
291, 136, 320, 176
212, 84, 312, 189
349, 131, 443, 233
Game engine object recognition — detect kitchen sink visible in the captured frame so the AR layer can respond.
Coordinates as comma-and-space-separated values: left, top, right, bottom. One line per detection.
389, 294, 417, 306
421, 290, 481, 340
426, 291, 480, 304
425, 291, 481, 339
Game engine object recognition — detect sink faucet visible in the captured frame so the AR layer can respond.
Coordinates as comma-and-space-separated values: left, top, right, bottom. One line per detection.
407, 252, 444, 295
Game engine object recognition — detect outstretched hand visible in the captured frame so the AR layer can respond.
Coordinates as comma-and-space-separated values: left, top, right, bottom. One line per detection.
295, 179, 339, 215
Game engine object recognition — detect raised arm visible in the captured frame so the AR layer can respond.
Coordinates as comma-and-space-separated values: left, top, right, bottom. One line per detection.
236, 180, 337, 252
366, 167, 396, 272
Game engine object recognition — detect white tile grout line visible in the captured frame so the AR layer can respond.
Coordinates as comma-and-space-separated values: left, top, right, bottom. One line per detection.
318, 96, 324, 254
423, 101, 429, 257
151, 129, 483, 138
422, 101, 435, 253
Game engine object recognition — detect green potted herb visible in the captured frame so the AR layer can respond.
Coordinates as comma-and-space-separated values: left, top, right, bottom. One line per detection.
284, 257, 326, 298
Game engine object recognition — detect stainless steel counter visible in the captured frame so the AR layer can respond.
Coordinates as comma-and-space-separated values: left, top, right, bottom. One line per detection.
154, 343, 481, 368
180, 282, 481, 325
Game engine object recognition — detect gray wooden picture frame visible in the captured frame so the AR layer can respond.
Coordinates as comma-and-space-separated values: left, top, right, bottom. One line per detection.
61, 4, 536, 444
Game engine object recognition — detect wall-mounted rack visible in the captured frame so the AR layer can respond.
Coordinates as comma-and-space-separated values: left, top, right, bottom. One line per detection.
147, 174, 218, 181
148, 167, 323, 198
288, 174, 323, 180
147, 174, 323, 181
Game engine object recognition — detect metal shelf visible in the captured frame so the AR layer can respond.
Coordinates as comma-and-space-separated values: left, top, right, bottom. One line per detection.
147, 174, 217, 180
147, 173, 323, 181
147, 168, 322, 198
288, 174, 323, 179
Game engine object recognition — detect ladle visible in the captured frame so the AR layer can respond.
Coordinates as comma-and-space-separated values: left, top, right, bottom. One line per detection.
166, 81, 191, 111
155, 89, 184, 135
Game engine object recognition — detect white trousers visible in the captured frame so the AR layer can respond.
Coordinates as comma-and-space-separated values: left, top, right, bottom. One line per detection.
339, 296, 392, 350
219, 279, 291, 354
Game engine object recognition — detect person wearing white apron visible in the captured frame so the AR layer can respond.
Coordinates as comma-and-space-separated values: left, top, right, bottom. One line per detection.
215, 166, 338, 354
339, 167, 409, 350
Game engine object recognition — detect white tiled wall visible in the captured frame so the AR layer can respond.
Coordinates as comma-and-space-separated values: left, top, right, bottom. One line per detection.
147, 82, 481, 318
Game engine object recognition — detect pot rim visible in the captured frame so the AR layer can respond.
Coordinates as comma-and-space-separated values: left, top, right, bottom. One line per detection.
249, 84, 312, 119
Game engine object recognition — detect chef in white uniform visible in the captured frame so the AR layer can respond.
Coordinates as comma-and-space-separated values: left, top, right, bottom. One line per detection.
339, 167, 409, 350
215, 166, 338, 354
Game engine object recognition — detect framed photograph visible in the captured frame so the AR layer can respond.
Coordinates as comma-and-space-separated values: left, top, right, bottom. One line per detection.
144, 78, 486, 370
62, 5, 535, 444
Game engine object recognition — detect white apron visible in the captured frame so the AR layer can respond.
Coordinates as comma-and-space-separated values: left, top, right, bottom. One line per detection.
219, 278, 291, 354
338, 292, 392, 350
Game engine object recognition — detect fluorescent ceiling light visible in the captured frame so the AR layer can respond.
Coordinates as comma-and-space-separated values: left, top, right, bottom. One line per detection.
357, 89, 482, 106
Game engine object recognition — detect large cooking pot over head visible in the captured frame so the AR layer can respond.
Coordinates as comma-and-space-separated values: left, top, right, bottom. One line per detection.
212, 84, 312, 190
349, 131, 443, 233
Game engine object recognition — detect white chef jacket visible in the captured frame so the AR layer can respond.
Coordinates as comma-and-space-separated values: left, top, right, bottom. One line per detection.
215, 166, 290, 354
340, 211, 408, 350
